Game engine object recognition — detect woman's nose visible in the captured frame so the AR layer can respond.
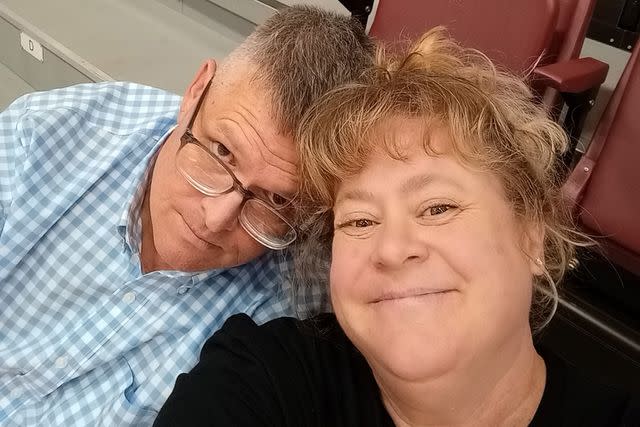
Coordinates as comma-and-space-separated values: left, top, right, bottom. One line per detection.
371, 220, 428, 269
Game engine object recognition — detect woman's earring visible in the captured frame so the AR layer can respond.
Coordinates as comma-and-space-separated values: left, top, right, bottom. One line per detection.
568, 257, 579, 270
535, 257, 543, 266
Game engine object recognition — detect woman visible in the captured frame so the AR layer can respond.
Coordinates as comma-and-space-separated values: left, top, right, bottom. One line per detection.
154, 29, 639, 426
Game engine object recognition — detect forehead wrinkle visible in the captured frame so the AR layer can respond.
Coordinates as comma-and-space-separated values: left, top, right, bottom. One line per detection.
239, 103, 296, 162
219, 114, 298, 196
226, 115, 297, 175
233, 103, 297, 175
217, 120, 246, 156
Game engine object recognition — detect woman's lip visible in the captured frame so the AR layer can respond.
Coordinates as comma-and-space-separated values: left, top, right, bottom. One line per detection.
372, 289, 456, 303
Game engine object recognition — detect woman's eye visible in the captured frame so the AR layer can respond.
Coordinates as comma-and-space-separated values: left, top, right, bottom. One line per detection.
336, 217, 378, 236
424, 204, 457, 216
337, 218, 375, 229
430, 205, 450, 215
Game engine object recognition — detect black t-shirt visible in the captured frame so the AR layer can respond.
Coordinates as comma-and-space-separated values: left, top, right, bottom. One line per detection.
154, 314, 640, 427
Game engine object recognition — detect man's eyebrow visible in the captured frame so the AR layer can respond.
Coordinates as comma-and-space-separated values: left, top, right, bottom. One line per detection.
216, 121, 244, 155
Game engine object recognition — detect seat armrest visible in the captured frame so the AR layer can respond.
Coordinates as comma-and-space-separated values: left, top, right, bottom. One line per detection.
533, 57, 609, 94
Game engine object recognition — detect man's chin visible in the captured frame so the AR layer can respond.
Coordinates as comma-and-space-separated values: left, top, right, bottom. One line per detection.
156, 231, 267, 271
162, 244, 255, 272
168, 251, 229, 272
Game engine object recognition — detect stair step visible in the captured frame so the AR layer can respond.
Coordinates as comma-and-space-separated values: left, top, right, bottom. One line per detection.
0, 61, 33, 109
0, 0, 253, 95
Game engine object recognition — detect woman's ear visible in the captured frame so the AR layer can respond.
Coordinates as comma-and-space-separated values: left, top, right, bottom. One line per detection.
522, 222, 545, 276
178, 59, 217, 123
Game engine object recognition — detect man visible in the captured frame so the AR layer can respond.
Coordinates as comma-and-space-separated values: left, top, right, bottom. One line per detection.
0, 6, 372, 425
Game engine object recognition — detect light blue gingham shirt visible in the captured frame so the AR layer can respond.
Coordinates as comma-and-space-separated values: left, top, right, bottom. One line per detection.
0, 82, 327, 426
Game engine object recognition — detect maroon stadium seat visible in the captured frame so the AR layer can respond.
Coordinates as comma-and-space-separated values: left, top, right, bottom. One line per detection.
564, 41, 640, 275
368, 0, 609, 156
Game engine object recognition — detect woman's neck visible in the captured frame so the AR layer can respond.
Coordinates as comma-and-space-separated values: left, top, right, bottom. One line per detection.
375, 334, 546, 426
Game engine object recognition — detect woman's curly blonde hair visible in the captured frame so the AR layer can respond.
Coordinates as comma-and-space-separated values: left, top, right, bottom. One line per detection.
294, 27, 589, 331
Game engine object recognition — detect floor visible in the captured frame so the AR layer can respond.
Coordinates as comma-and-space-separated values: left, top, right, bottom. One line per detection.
0, 60, 33, 109
0, 0, 253, 109
578, 38, 632, 147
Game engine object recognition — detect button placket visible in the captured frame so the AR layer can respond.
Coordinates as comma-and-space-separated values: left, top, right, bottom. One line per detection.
54, 356, 68, 369
123, 291, 136, 304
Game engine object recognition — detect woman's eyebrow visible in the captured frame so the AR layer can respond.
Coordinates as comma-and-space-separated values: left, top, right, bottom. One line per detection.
335, 189, 376, 205
335, 174, 464, 205
400, 173, 464, 194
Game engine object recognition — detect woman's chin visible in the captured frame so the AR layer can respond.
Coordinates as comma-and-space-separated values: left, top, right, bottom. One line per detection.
353, 327, 462, 382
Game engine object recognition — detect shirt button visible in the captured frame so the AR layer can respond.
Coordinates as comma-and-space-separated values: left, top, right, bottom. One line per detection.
177, 286, 189, 295
123, 291, 136, 304
55, 356, 67, 369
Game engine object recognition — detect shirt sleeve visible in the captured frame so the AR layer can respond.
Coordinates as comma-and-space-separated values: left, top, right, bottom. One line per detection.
0, 93, 32, 233
153, 314, 292, 427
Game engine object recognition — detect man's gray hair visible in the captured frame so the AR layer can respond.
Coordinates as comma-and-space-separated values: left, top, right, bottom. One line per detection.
225, 5, 374, 134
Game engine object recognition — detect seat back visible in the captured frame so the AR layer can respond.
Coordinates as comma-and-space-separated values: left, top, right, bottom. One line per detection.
564, 41, 640, 274
369, 0, 558, 73
554, 0, 598, 63
369, 0, 596, 75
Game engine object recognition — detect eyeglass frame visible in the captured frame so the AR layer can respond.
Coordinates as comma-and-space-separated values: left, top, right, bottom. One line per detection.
176, 76, 297, 249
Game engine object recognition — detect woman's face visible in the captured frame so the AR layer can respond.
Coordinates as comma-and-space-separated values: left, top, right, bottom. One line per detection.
329, 119, 543, 382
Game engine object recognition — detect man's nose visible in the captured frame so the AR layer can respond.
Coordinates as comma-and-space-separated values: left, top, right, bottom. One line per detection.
201, 190, 245, 233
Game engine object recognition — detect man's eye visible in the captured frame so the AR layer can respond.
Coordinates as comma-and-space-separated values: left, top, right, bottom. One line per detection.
268, 193, 291, 208
212, 141, 231, 157
205, 141, 235, 166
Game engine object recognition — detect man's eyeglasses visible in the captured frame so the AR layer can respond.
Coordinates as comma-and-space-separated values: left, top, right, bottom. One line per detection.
175, 77, 297, 250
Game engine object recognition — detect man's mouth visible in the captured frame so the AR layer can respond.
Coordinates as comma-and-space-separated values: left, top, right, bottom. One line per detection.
180, 215, 217, 247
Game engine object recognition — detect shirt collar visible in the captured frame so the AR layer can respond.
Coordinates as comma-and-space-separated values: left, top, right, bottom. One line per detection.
118, 124, 176, 256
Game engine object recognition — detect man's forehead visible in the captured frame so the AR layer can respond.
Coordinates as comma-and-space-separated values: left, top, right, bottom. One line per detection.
207, 112, 298, 196
212, 60, 289, 133
215, 115, 295, 158
253, 131, 299, 195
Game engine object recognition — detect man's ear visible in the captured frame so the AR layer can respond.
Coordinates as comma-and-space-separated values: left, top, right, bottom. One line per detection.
178, 59, 217, 124
522, 222, 546, 276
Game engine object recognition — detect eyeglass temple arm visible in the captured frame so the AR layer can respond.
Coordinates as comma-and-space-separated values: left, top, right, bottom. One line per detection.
187, 77, 215, 129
